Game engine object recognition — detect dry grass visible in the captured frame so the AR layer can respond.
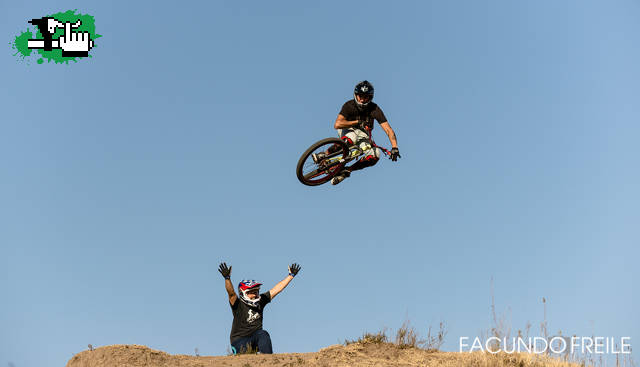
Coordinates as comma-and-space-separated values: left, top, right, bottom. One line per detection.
235, 343, 259, 355
425, 321, 448, 351
396, 319, 427, 349
344, 329, 388, 345
226, 343, 260, 356
344, 320, 447, 352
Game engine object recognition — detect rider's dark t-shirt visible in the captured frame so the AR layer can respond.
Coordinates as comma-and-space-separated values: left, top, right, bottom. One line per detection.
229, 292, 271, 343
339, 99, 388, 131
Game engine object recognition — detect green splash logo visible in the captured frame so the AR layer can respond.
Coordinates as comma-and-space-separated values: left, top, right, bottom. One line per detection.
11, 10, 101, 64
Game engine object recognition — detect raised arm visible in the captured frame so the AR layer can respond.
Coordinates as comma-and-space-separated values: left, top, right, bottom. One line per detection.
269, 263, 301, 300
218, 262, 237, 306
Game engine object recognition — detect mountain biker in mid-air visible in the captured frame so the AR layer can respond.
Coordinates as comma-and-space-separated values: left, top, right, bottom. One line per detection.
313, 80, 400, 185
217, 262, 301, 354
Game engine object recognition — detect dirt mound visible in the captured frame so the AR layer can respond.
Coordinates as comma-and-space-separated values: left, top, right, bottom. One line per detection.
66, 343, 581, 367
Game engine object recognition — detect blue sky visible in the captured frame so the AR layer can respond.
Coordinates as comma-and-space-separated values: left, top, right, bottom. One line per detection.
1, 1, 638, 366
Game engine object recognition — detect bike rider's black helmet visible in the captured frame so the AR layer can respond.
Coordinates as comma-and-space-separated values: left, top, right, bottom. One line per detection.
354, 80, 374, 108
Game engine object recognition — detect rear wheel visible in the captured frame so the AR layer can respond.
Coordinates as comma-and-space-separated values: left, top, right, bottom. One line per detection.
296, 138, 349, 186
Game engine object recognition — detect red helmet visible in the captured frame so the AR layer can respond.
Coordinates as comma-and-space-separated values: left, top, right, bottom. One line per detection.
238, 279, 262, 307
238, 279, 262, 291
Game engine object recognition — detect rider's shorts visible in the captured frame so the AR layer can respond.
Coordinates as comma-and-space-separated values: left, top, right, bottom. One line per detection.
337, 128, 381, 161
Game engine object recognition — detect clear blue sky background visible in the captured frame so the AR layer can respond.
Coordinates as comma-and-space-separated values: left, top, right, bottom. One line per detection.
1, 1, 638, 366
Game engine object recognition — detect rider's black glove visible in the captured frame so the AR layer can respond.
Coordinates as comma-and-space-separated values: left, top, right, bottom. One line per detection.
218, 262, 232, 280
390, 147, 401, 162
288, 263, 301, 277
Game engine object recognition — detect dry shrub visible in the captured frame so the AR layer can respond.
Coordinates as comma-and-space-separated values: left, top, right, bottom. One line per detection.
228, 343, 259, 355
425, 322, 448, 351
395, 319, 427, 349
345, 320, 448, 351
344, 329, 389, 345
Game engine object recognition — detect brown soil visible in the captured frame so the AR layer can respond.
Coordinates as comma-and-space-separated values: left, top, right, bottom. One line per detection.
65, 343, 582, 367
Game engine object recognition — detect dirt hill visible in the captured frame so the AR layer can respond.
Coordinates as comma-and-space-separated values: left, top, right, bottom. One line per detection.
65, 343, 582, 367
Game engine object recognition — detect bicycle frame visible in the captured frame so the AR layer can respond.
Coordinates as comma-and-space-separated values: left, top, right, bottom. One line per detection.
322, 143, 371, 169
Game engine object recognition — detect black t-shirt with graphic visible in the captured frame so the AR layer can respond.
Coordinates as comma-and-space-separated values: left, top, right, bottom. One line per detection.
229, 292, 272, 343
339, 99, 388, 131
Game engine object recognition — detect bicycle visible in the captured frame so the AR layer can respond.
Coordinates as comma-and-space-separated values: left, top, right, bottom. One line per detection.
296, 132, 392, 186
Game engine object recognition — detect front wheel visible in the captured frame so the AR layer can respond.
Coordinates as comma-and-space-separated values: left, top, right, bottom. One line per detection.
296, 138, 349, 186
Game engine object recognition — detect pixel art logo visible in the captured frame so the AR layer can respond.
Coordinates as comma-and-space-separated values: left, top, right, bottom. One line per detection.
11, 10, 101, 64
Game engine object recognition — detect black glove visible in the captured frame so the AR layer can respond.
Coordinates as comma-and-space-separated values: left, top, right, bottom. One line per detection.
390, 147, 401, 161
218, 262, 231, 279
288, 263, 301, 277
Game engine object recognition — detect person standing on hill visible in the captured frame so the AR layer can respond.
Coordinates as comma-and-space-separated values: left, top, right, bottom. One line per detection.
217, 262, 301, 354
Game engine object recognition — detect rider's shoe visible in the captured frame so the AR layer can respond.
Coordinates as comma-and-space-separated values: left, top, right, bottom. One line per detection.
331, 170, 351, 185
312, 152, 327, 164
